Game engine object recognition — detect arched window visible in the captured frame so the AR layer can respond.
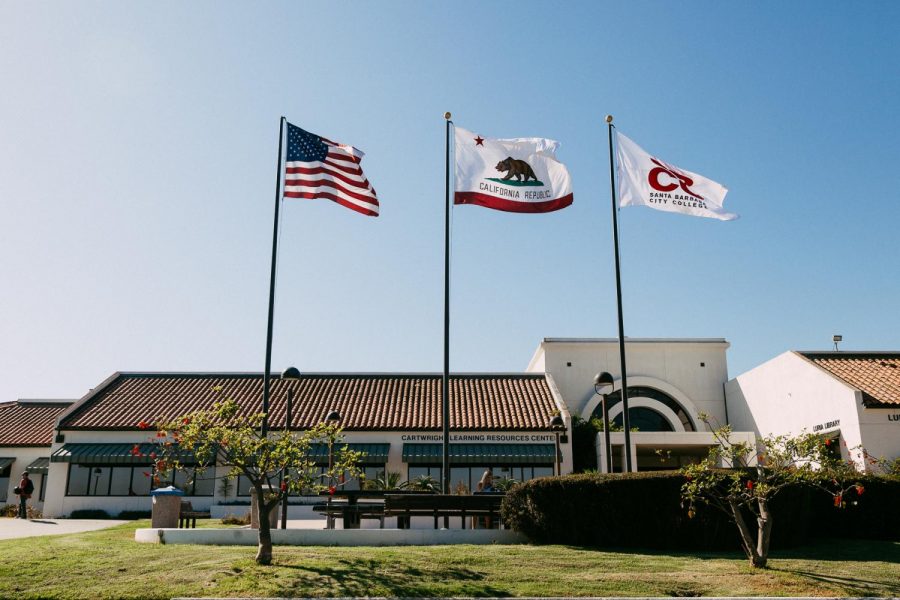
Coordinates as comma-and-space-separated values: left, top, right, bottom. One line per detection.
612, 406, 674, 432
591, 386, 696, 432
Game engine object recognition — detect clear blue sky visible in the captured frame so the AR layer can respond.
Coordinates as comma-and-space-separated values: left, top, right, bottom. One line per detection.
2, 2, 898, 403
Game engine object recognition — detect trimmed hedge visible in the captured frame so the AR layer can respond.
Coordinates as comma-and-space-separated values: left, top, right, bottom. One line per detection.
501, 471, 900, 550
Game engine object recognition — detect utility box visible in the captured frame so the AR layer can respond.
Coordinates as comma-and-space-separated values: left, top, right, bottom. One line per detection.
150, 485, 184, 529
249, 486, 279, 529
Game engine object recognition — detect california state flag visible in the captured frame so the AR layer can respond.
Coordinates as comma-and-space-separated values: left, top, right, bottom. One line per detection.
615, 131, 738, 221
454, 126, 573, 213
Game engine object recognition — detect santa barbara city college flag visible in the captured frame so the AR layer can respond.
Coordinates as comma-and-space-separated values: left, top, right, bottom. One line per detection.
454, 126, 573, 213
615, 131, 737, 221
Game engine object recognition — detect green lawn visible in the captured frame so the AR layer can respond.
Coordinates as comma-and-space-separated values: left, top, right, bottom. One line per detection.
0, 521, 897, 599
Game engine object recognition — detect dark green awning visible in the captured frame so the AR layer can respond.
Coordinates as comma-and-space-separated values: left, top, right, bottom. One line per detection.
309, 443, 389, 464
0, 457, 15, 471
50, 443, 196, 465
402, 443, 555, 465
25, 457, 50, 475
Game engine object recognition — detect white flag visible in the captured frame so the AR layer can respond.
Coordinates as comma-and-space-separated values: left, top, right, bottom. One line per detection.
454, 126, 573, 213
615, 131, 737, 221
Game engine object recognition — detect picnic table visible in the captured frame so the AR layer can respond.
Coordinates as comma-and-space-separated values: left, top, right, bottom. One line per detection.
384, 492, 505, 529
314, 489, 431, 529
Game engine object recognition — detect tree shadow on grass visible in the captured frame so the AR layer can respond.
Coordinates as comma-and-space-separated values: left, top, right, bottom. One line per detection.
772, 538, 900, 563
768, 568, 900, 597
276, 557, 510, 597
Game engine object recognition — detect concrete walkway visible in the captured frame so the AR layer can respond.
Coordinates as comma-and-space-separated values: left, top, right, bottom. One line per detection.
0, 518, 127, 540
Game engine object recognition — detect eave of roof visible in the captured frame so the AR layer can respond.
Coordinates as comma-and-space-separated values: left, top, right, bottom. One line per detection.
58, 372, 562, 432
796, 351, 900, 407
0, 400, 74, 446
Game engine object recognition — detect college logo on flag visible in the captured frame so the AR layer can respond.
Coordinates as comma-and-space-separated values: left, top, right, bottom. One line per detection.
282, 122, 379, 217
615, 131, 737, 221
454, 126, 573, 213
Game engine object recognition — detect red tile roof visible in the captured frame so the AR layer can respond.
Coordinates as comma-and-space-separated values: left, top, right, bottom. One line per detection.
800, 352, 900, 407
0, 401, 73, 446
58, 373, 562, 431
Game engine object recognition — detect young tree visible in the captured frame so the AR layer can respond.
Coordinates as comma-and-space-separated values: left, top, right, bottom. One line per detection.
147, 396, 361, 565
680, 415, 862, 568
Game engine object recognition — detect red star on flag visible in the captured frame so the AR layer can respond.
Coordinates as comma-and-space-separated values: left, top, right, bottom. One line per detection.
474, 135, 484, 146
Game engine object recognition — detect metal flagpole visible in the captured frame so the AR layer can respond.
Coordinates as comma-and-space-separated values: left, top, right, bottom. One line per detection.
262, 116, 287, 438
606, 115, 633, 472
442, 112, 453, 494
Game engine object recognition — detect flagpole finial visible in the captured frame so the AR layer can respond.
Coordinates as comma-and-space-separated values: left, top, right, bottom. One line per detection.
605, 115, 614, 124
444, 112, 452, 120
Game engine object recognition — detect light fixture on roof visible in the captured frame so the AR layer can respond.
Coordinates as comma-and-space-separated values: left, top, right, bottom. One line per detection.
281, 367, 301, 380
833, 335, 843, 351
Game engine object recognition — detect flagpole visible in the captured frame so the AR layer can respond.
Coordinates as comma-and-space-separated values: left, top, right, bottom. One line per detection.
606, 115, 633, 472
442, 112, 453, 494
262, 116, 286, 438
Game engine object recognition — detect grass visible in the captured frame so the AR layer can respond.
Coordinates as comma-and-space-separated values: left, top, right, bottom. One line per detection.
0, 521, 897, 599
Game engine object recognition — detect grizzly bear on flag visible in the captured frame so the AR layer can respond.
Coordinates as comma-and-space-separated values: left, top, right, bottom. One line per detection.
495, 157, 538, 182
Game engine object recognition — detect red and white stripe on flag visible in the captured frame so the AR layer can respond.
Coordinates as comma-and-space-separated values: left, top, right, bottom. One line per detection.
282, 122, 379, 217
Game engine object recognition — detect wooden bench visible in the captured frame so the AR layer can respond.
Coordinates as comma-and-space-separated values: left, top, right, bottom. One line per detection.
384, 493, 504, 529
312, 501, 386, 529
178, 501, 210, 528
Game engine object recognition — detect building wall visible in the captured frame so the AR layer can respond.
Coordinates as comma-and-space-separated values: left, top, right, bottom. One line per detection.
43, 428, 570, 518
0, 446, 50, 508
527, 339, 731, 428
854, 401, 900, 467
725, 351, 867, 467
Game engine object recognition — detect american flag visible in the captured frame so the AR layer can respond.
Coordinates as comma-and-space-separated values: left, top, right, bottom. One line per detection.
282, 122, 379, 217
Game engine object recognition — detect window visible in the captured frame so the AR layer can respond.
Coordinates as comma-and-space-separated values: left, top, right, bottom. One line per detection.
132, 469, 152, 495
0, 463, 9, 503
613, 407, 675, 432
407, 465, 553, 490
64, 464, 212, 496
192, 469, 216, 497
595, 386, 695, 432
67, 464, 92, 496
109, 467, 133, 496
408, 466, 442, 484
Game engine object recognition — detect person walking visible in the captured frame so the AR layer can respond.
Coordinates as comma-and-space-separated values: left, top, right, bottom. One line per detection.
16, 472, 34, 519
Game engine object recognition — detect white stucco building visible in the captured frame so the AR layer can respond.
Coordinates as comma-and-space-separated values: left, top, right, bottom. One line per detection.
527, 338, 754, 471
42, 372, 570, 518
0, 400, 73, 509
24, 337, 896, 519
726, 351, 900, 471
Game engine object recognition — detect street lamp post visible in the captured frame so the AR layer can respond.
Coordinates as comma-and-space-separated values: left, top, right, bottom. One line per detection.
549, 415, 566, 476
92, 467, 102, 496
593, 372, 614, 473
280, 367, 301, 529
324, 409, 342, 529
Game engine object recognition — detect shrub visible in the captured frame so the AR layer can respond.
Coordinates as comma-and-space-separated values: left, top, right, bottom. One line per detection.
221, 512, 251, 525
501, 471, 900, 550
571, 417, 599, 472
502, 471, 736, 549
2, 504, 43, 519
116, 510, 152, 520
69, 509, 110, 519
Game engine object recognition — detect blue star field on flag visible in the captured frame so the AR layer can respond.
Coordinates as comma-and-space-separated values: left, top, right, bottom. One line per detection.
286, 123, 329, 163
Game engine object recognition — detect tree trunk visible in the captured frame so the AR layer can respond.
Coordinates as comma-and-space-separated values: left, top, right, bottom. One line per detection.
755, 497, 772, 569
729, 499, 766, 568
255, 486, 273, 565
